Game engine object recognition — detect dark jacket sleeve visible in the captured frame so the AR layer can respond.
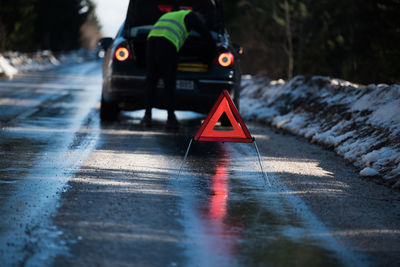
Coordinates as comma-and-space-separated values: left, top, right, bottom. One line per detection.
184, 12, 216, 47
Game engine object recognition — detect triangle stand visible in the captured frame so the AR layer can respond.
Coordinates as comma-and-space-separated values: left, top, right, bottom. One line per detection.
176, 90, 271, 186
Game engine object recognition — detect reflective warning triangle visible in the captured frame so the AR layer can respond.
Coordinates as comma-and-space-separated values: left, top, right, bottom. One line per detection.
194, 90, 254, 143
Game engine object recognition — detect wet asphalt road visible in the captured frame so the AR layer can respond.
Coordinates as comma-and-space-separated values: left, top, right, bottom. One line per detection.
0, 61, 399, 266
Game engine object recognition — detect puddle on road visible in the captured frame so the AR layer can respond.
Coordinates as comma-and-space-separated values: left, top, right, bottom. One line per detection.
162, 137, 352, 266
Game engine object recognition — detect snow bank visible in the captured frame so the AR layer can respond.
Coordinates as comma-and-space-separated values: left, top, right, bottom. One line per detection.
240, 75, 400, 189
0, 50, 95, 79
0, 54, 18, 79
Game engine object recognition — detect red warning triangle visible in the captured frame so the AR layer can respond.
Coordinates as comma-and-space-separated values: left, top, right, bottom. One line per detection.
194, 90, 254, 143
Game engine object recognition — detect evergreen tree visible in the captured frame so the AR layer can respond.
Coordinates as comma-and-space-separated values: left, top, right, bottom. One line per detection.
0, 0, 37, 51
220, 0, 400, 83
0, 0, 100, 52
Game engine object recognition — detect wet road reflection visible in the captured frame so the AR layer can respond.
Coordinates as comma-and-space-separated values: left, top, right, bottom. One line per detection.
209, 163, 229, 220
0, 62, 101, 265
203, 152, 242, 264
118, 108, 358, 266
163, 131, 351, 266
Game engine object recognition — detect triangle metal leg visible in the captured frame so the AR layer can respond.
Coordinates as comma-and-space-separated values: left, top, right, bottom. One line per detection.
254, 140, 271, 187
177, 138, 193, 179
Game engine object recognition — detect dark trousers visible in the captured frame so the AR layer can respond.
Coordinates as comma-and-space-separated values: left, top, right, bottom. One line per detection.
145, 37, 178, 114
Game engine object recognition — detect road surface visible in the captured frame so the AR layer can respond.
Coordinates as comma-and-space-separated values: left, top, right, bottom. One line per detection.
0, 61, 399, 266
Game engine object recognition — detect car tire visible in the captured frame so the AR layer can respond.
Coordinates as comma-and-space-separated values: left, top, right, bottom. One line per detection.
100, 95, 119, 121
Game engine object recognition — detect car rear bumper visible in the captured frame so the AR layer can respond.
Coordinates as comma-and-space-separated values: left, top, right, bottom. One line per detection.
103, 74, 237, 113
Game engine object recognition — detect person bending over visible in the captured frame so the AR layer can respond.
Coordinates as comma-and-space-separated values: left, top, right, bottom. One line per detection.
141, 9, 215, 129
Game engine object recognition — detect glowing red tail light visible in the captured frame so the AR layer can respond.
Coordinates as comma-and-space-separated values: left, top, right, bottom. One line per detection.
217, 52, 234, 67
114, 46, 131, 61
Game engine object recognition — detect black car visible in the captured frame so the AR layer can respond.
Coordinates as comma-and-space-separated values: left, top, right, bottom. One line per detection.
99, 0, 242, 121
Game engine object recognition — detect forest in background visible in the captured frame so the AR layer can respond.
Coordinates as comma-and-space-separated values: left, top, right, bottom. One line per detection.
221, 0, 400, 84
0, 0, 399, 84
0, 0, 101, 52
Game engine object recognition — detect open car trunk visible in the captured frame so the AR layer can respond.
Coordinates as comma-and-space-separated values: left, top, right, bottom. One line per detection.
128, 27, 218, 69
124, 0, 223, 69
124, 0, 223, 32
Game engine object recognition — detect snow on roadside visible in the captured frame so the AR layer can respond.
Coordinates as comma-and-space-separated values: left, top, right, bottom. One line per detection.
0, 50, 95, 79
0, 54, 18, 79
240, 75, 400, 189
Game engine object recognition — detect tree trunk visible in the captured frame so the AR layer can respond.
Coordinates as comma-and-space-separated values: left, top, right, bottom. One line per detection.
284, 0, 294, 80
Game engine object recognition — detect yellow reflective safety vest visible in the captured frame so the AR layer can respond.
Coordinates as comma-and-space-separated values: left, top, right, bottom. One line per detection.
148, 10, 191, 52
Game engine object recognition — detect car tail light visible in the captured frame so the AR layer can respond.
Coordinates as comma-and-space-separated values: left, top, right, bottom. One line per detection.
217, 52, 234, 67
114, 46, 131, 61
158, 5, 173, 13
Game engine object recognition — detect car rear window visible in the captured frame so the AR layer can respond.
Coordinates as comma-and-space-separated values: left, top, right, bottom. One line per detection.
125, 0, 221, 32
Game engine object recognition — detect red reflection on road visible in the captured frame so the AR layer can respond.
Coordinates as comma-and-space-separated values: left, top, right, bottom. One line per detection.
209, 164, 228, 219
203, 152, 243, 260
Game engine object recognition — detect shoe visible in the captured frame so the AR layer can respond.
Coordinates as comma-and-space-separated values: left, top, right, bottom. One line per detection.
140, 112, 152, 127
166, 113, 179, 130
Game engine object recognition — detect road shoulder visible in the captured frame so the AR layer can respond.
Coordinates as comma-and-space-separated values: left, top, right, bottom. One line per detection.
250, 123, 400, 266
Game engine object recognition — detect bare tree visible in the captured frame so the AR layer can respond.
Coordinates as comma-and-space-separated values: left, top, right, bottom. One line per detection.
283, 0, 294, 80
